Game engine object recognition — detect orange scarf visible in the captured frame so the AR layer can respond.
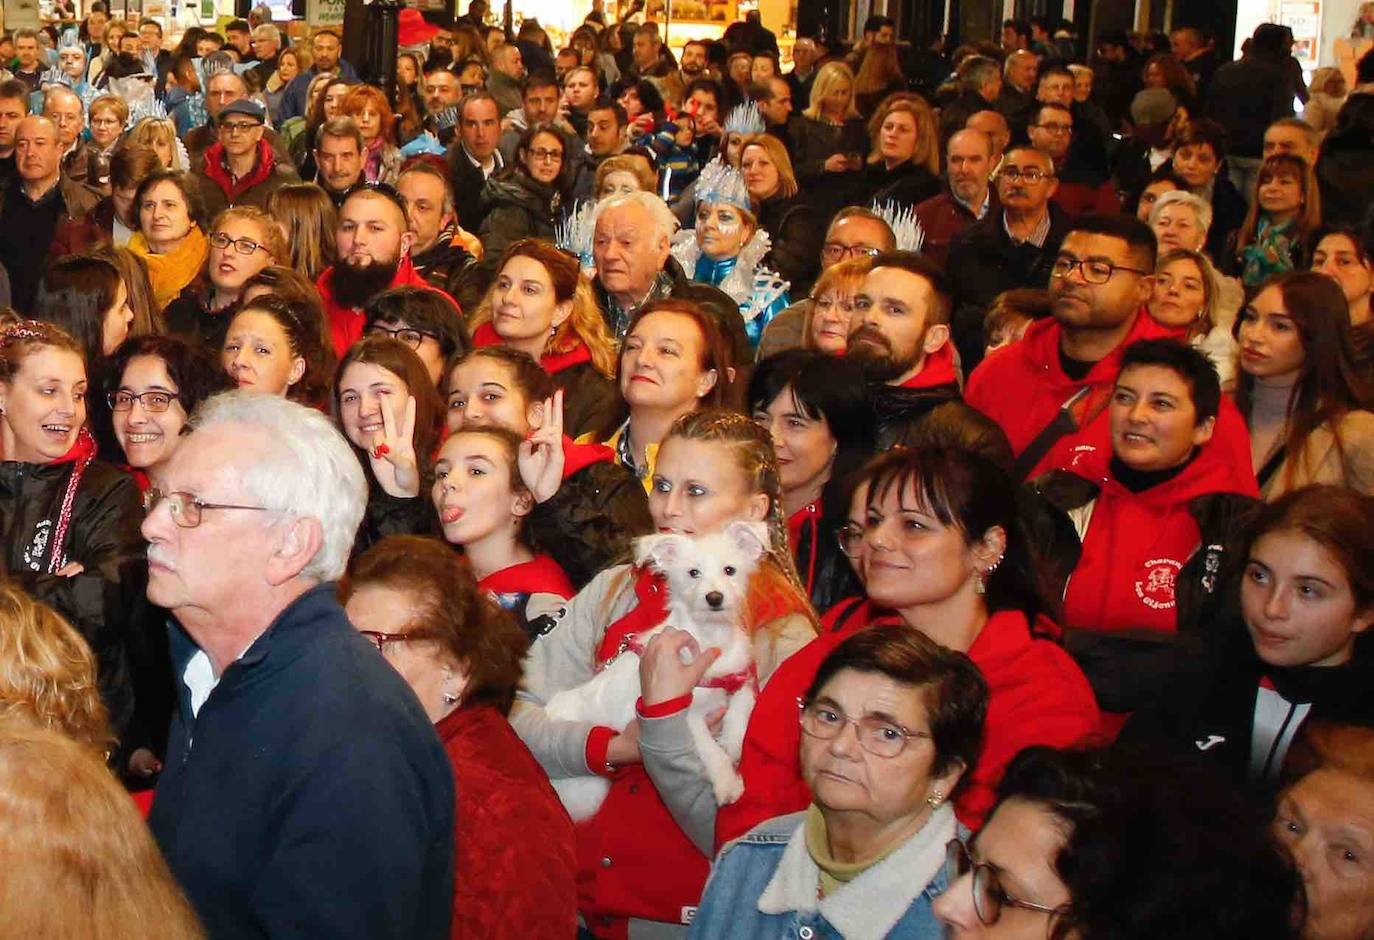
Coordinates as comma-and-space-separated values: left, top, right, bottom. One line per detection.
129, 225, 210, 311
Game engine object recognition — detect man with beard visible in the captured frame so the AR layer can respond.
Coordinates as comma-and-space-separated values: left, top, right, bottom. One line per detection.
846, 252, 996, 449
965, 213, 1177, 480
278, 29, 358, 121
915, 128, 996, 269
316, 184, 459, 357
946, 144, 1073, 373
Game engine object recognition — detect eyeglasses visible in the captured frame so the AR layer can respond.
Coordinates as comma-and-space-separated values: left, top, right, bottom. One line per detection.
1051, 255, 1150, 284
359, 629, 426, 654
945, 838, 1071, 926
108, 389, 179, 412
997, 168, 1056, 183
528, 147, 563, 162
836, 521, 866, 558
797, 698, 931, 759
820, 243, 882, 263
366, 323, 440, 349
1031, 122, 1072, 134
210, 232, 268, 255
220, 120, 263, 135
143, 488, 271, 528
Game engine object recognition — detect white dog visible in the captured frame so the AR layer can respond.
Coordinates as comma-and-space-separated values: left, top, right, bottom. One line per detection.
543, 520, 768, 821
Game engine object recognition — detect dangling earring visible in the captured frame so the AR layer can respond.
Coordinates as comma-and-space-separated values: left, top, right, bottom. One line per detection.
974, 575, 987, 595
926, 789, 944, 809
443, 692, 460, 704
549, 324, 557, 336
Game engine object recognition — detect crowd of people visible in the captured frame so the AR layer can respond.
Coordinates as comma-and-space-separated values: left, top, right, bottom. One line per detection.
0, 2, 1373, 938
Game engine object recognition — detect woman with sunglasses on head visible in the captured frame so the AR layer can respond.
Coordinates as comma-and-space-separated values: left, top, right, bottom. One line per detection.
332, 336, 445, 557
934, 744, 1300, 939
0, 320, 145, 767
690, 625, 986, 940
340, 535, 577, 940
718, 446, 1099, 845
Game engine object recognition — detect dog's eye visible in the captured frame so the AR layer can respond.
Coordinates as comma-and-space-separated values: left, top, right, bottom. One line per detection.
724, 565, 736, 576
688, 568, 700, 578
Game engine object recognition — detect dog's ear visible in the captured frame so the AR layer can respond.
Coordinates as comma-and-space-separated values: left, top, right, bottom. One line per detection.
725, 520, 769, 561
634, 532, 689, 572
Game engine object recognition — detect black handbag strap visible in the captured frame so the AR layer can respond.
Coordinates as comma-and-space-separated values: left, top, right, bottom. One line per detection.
1255, 445, 1287, 489
1012, 386, 1095, 481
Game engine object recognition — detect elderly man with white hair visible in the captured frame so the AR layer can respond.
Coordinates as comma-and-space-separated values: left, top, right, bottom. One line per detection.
589, 189, 749, 358
144, 392, 455, 940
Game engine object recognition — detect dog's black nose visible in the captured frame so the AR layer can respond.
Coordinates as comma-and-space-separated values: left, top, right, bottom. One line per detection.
705, 591, 724, 610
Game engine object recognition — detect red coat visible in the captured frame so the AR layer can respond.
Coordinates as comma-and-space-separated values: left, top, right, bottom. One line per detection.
1051, 179, 1122, 219
715, 604, 1100, 846
965, 311, 1180, 478
913, 188, 989, 269
439, 704, 578, 940
316, 255, 460, 358
1059, 406, 1259, 636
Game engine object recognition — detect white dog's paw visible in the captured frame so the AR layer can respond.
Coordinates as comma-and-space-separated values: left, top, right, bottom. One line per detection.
713, 772, 745, 806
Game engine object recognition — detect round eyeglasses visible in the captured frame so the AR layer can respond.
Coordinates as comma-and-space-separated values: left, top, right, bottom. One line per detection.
945, 837, 1071, 926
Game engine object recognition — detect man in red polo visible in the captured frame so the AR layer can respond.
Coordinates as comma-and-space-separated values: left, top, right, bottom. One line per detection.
316, 184, 459, 357
966, 213, 1177, 478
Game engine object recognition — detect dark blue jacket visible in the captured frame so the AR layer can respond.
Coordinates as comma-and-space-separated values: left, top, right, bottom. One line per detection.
149, 583, 455, 940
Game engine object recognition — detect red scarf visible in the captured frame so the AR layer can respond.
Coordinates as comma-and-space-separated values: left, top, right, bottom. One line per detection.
478, 554, 574, 599
45, 427, 97, 574
786, 501, 821, 596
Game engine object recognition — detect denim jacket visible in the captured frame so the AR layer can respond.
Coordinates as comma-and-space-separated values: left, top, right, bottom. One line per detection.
687, 805, 953, 940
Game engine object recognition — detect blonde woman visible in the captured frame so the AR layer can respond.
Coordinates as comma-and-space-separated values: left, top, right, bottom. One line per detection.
739, 134, 824, 296
594, 153, 657, 200
1148, 247, 1240, 389
469, 238, 617, 437
0, 720, 205, 939
265, 183, 339, 281
787, 60, 868, 187
267, 44, 311, 123
858, 92, 941, 208
127, 117, 188, 170
0, 584, 111, 759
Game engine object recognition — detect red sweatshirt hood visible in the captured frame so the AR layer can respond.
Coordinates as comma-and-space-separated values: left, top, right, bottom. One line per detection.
473, 321, 593, 375
898, 340, 958, 389
201, 138, 276, 201
560, 433, 613, 479
1017, 309, 1182, 391
317, 255, 457, 358
478, 554, 574, 598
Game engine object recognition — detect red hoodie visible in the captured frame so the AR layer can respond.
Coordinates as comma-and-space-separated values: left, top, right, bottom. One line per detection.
473, 321, 594, 376
715, 602, 1100, 846
898, 340, 959, 389
316, 255, 460, 358
477, 554, 574, 600
966, 312, 1180, 478
201, 138, 277, 202
1058, 400, 1259, 636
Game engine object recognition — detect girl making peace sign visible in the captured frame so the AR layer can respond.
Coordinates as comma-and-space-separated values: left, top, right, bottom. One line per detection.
332, 336, 447, 557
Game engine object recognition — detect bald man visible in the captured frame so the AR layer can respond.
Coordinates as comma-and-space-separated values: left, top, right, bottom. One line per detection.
0, 115, 100, 308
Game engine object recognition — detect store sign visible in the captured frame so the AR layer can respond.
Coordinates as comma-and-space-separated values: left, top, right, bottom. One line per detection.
308, 0, 346, 27
1281, 1, 1321, 66
2, 0, 40, 29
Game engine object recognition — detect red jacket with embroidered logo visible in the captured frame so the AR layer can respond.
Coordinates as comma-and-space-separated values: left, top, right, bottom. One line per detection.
1058, 404, 1259, 636
316, 255, 460, 358
715, 602, 1100, 847
965, 311, 1181, 478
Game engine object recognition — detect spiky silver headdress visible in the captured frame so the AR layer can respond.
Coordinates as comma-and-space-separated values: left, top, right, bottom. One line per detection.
694, 157, 752, 211
126, 96, 168, 128
58, 28, 82, 50
722, 100, 765, 136
870, 200, 926, 254
556, 200, 597, 275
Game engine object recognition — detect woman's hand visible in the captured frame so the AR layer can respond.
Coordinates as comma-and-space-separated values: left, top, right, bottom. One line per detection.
629, 112, 655, 138
517, 389, 565, 503
55, 562, 85, 577
824, 152, 853, 172
369, 394, 420, 498
606, 720, 642, 765
640, 627, 720, 708
128, 747, 162, 778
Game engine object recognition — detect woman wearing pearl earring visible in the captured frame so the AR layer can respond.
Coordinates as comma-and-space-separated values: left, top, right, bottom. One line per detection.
718, 445, 1100, 845
691, 625, 987, 940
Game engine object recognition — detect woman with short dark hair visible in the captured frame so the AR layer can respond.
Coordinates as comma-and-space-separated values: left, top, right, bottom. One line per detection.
691, 625, 987, 939
128, 170, 209, 311
340, 535, 578, 940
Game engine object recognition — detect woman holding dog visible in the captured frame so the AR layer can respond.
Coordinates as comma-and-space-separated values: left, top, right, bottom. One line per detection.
691, 625, 986, 939
512, 409, 818, 939
717, 446, 1100, 846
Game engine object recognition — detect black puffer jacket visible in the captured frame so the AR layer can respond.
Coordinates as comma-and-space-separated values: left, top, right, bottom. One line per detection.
477, 171, 563, 267
0, 448, 144, 746
351, 464, 442, 560
755, 193, 824, 299
526, 440, 653, 589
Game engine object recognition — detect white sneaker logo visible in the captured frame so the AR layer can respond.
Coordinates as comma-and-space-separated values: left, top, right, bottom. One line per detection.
1195, 735, 1225, 751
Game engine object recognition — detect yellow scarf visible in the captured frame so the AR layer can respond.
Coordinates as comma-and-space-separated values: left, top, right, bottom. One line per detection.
129, 225, 210, 312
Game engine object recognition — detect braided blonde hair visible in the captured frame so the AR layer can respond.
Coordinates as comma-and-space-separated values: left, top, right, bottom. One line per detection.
664, 409, 804, 592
